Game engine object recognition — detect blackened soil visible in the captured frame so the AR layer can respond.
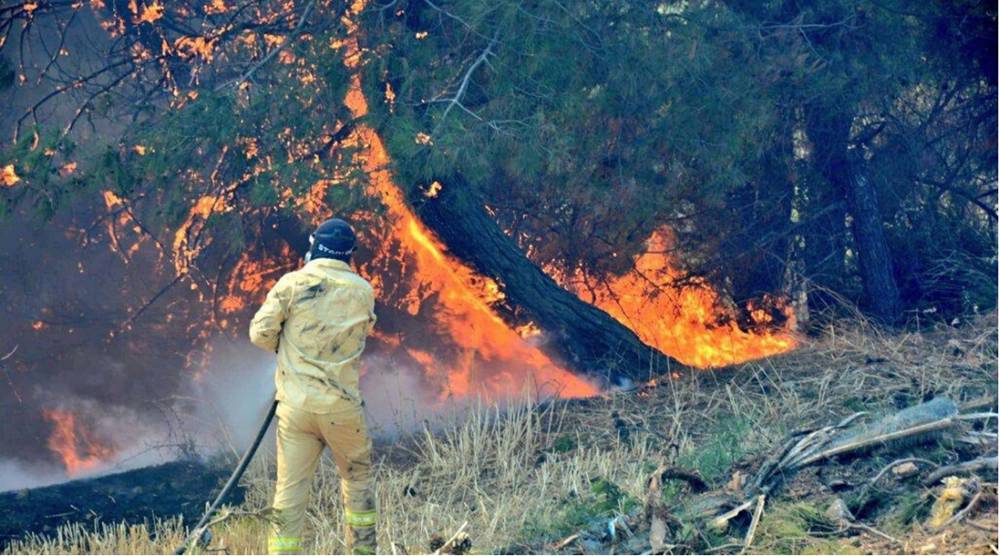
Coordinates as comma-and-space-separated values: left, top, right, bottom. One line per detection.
0, 459, 241, 548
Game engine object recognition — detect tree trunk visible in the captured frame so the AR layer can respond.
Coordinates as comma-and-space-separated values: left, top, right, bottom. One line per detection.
843, 159, 901, 322
410, 174, 685, 385
266, 188, 685, 384
807, 108, 901, 323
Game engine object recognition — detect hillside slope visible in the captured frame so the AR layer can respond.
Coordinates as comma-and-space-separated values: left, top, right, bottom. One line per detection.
5, 314, 997, 555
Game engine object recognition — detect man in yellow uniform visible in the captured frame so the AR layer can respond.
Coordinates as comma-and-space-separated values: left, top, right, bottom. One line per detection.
250, 218, 377, 555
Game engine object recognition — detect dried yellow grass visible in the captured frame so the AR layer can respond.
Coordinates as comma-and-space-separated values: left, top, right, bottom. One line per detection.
6, 313, 996, 555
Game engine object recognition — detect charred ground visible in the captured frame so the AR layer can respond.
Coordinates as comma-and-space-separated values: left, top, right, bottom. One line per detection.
0, 460, 240, 549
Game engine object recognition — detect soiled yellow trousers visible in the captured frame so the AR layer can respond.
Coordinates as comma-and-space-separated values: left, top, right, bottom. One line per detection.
268, 402, 376, 555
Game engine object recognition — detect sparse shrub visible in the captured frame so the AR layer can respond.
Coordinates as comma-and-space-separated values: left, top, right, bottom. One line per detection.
551, 435, 577, 453
678, 416, 753, 484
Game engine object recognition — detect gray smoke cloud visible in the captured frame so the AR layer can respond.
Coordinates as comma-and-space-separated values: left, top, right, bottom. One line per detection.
0, 338, 474, 492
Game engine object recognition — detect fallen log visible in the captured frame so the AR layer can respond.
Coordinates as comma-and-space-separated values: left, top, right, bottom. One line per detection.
710, 397, 997, 533
410, 173, 685, 384
751, 397, 962, 494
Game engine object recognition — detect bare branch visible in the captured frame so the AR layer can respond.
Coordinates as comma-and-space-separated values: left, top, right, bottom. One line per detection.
213, 0, 318, 93
431, 29, 499, 136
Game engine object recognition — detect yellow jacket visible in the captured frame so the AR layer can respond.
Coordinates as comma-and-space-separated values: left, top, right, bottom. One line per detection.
250, 258, 376, 413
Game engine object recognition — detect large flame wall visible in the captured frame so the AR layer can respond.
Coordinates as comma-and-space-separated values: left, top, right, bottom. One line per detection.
334, 5, 598, 400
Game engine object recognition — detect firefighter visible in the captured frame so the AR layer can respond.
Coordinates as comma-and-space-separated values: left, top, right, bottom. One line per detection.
249, 218, 377, 555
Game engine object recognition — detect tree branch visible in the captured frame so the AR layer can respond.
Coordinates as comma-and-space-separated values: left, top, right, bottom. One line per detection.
213, 0, 318, 93
431, 28, 499, 136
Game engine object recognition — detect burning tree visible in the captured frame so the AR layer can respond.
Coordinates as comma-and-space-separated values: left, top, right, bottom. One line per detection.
0, 0, 994, 474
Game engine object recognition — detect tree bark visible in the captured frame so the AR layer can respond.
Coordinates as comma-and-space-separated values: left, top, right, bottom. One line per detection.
807, 108, 901, 323
410, 174, 685, 385
843, 159, 901, 323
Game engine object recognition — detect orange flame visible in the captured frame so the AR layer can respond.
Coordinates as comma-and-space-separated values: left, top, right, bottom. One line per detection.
2, 164, 21, 187
173, 194, 232, 275
41, 409, 115, 477
562, 229, 798, 368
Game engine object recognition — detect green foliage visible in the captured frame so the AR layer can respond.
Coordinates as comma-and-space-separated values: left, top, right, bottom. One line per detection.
753, 501, 841, 554
889, 491, 934, 529
520, 476, 638, 539
588, 477, 638, 515
550, 435, 577, 454
47, 27, 361, 260
0, 128, 87, 220
2, 0, 994, 323
358, 0, 996, 320
676, 416, 753, 484
842, 397, 869, 414
801, 539, 863, 555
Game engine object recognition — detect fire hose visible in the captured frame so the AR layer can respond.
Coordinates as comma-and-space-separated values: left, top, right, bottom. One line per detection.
174, 399, 278, 555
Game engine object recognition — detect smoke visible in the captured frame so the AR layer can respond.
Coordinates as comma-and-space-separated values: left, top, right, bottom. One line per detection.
360, 356, 435, 436
0, 334, 501, 492
186, 345, 485, 443
360, 354, 474, 437
0, 399, 180, 491
0, 459, 66, 492
180, 341, 278, 453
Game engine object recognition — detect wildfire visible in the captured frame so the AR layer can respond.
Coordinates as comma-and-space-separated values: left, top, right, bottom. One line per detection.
172, 194, 231, 275
100, 190, 146, 262
339, 3, 597, 400
219, 247, 298, 315
563, 229, 798, 368
335, 2, 794, 381
41, 409, 115, 477
86, 0, 795, 410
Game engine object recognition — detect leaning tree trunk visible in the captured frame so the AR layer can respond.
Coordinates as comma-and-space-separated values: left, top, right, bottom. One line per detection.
410, 173, 685, 385
266, 189, 684, 385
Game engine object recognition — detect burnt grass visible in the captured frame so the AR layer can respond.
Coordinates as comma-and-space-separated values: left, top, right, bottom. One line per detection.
0, 459, 240, 549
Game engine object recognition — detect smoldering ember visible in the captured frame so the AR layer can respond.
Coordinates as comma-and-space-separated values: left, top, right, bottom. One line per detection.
0, 1, 996, 555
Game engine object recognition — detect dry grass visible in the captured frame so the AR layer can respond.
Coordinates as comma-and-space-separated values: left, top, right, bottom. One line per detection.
6, 313, 997, 554
7, 401, 659, 555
